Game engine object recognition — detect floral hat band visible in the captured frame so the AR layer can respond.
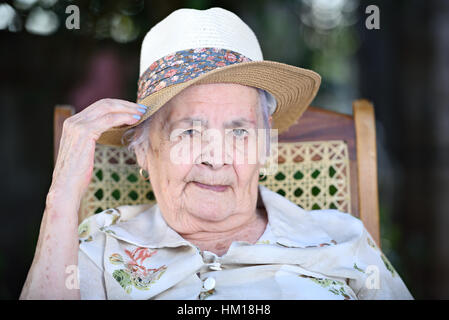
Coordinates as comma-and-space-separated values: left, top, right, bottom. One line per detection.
137, 47, 252, 101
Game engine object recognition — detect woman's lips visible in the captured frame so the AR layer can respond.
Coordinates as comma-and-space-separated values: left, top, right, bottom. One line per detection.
192, 181, 229, 192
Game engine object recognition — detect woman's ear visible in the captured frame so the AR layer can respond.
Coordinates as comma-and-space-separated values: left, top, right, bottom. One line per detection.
134, 144, 148, 170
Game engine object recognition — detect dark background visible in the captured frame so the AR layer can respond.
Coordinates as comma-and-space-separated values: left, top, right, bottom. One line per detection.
1, 0, 448, 299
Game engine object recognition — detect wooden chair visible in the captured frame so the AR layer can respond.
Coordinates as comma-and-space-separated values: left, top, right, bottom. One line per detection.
54, 99, 380, 246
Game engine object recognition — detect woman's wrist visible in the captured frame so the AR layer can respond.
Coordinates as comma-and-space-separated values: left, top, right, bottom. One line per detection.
46, 183, 83, 214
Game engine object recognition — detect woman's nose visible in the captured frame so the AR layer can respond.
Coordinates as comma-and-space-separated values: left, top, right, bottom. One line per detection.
200, 156, 224, 170
199, 146, 233, 169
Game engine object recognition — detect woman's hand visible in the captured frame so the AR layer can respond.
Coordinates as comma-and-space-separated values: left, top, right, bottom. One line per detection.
20, 99, 146, 300
49, 99, 146, 202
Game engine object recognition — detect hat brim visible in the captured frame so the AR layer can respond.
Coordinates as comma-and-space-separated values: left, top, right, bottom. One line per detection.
97, 60, 321, 147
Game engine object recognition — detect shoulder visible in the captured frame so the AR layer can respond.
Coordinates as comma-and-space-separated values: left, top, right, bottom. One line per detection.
259, 184, 365, 245
307, 208, 365, 241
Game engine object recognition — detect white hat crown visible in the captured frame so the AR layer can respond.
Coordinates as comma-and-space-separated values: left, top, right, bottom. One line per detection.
139, 7, 264, 76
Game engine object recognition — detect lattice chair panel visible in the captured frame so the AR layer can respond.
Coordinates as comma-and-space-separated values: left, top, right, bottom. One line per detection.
258, 140, 351, 214
79, 140, 351, 221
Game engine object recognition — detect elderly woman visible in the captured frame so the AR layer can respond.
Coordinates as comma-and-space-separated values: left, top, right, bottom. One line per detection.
20, 7, 412, 300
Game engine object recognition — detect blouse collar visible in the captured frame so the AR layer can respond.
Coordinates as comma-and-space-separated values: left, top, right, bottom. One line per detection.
102, 184, 336, 250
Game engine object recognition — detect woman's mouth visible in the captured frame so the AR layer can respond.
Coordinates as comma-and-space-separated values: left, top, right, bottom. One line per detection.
192, 181, 229, 192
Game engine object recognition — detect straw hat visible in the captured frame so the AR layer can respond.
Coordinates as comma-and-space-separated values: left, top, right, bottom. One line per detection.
97, 7, 321, 147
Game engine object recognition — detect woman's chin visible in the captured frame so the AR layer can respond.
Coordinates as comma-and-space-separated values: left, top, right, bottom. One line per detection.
184, 198, 229, 220
182, 182, 235, 221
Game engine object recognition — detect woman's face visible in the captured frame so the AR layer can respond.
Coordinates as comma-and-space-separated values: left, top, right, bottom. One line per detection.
138, 83, 268, 233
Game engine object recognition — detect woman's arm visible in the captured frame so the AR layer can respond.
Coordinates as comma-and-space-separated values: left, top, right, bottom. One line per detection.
19, 186, 83, 299
19, 99, 147, 299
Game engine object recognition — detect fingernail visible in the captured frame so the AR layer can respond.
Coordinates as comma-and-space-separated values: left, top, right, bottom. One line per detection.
133, 114, 141, 120
138, 104, 148, 109
137, 107, 146, 113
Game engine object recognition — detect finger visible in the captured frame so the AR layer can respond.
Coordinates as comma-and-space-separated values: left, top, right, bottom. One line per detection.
87, 112, 143, 136
111, 99, 148, 110
85, 99, 148, 119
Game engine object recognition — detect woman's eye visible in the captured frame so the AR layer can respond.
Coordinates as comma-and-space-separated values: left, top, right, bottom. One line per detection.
182, 129, 199, 136
232, 128, 249, 138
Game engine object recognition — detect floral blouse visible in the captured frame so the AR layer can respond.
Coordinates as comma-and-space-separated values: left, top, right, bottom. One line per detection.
78, 185, 413, 300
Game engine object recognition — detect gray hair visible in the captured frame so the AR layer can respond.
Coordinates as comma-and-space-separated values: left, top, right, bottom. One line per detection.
123, 87, 276, 160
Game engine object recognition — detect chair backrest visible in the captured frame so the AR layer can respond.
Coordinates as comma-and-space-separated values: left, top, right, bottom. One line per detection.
54, 99, 380, 246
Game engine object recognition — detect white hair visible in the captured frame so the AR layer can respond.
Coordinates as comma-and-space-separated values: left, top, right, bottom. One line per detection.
123, 87, 276, 160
